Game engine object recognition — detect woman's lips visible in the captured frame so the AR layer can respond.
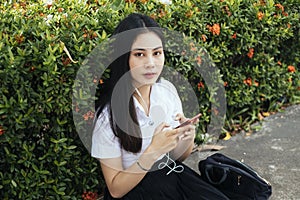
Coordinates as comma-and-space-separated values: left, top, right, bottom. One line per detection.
143, 72, 157, 79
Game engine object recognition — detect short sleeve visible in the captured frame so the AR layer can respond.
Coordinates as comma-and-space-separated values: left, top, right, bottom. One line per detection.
91, 107, 122, 159
160, 78, 183, 115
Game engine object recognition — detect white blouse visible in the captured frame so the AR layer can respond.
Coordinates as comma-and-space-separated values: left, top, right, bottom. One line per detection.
91, 79, 183, 169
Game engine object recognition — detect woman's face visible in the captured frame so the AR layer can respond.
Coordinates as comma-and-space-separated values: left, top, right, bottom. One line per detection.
129, 31, 164, 87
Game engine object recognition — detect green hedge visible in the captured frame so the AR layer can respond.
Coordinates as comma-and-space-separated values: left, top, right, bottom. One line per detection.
0, 0, 299, 199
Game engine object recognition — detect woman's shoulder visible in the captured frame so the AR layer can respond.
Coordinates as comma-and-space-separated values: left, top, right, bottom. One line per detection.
94, 105, 111, 130
157, 78, 178, 94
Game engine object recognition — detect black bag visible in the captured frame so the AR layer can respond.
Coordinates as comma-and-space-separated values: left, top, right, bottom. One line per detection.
198, 153, 272, 200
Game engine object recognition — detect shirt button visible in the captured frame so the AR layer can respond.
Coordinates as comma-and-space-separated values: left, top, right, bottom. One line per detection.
148, 120, 154, 126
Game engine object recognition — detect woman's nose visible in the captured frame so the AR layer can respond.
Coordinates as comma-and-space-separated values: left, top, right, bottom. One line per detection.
145, 56, 155, 68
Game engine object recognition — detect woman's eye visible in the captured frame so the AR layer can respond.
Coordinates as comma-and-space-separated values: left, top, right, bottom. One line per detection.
154, 51, 162, 56
134, 52, 144, 57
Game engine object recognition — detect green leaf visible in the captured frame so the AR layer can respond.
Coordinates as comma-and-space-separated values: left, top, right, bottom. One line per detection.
54, 160, 67, 167
111, 0, 123, 10
32, 164, 39, 172
63, 145, 77, 150
50, 137, 67, 144
39, 170, 50, 175
11, 180, 17, 188
101, 30, 107, 39
56, 118, 67, 125
7, 46, 14, 63
53, 186, 65, 195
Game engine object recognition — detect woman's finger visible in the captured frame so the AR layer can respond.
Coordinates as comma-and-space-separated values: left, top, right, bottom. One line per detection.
167, 125, 190, 137
181, 130, 196, 140
165, 128, 180, 137
191, 118, 199, 125
174, 113, 187, 123
154, 122, 169, 134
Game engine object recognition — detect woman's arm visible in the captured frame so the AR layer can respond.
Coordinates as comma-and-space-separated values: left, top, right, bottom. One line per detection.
100, 146, 160, 198
170, 113, 197, 161
171, 133, 195, 162
100, 123, 191, 198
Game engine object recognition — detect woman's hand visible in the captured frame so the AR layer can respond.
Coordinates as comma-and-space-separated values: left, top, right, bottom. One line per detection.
179, 124, 196, 141
147, 122, 191, 157
174, 113, 198, 141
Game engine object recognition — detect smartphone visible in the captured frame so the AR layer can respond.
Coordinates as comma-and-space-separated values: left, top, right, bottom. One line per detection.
174, 113, 202, 129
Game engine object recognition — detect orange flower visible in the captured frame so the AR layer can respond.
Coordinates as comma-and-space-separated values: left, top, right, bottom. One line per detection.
75, 104, 80, 112
197, 82, 205, 90
212, 108, 219, 116
243, 78, 252, 86
158, 9, 166, 18
191, 47, 197, 51
244, 78, 259, 86
82, 191, 98, 200
99, 79, 104, 84
287, 23, 291, 29
190, 42, 197, 51
91, 31, 97, 39
150, 14, 157, 20
207, 24, 220, 36
247, 48, 254, 59
83, 111, 94, 121
224, 6, 232, 16
231, 32, 237, 39
257, 11, 264, 20
83, 30, 98, 40
57, 8, 64, 12
282, 12, 288, 17
277, 61, 282, 66
288, 65, 296, 73
15, 34, 25, 44
212, 24, 220, 35
201, 34, 207, 42
223, 81, 228, 87
196, 56, 202, 65
62, 56, 71, 66
185, 10, 193, 18
275, 3, 284, 12
13, 3, 19, 9
259, 0, 266, 6
0, 126, 4, 136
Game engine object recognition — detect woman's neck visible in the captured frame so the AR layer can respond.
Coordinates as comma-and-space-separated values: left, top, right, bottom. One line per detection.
137, 85, 151, 99
134, 85, 152, 115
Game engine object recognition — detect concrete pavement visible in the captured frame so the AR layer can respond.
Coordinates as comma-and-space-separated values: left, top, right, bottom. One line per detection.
184, 104, 300, 200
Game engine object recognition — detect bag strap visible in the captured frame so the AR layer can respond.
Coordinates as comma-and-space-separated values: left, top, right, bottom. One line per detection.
204, 164, 229, 185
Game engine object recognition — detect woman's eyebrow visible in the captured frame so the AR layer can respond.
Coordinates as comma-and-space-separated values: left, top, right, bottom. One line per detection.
131, 46, 163, 51
153, 46, 163, 51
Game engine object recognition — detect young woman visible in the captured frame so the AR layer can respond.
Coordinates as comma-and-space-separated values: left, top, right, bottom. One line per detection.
92, 13, 229, 200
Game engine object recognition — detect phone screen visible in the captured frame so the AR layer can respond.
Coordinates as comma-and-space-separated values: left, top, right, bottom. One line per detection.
174, 113, 201, 129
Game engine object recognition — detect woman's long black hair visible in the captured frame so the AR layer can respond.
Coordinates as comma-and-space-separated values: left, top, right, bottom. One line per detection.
94, 13, 164, 153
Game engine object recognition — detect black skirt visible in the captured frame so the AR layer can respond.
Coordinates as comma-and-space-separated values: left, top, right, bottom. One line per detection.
103, 158, 230, 200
